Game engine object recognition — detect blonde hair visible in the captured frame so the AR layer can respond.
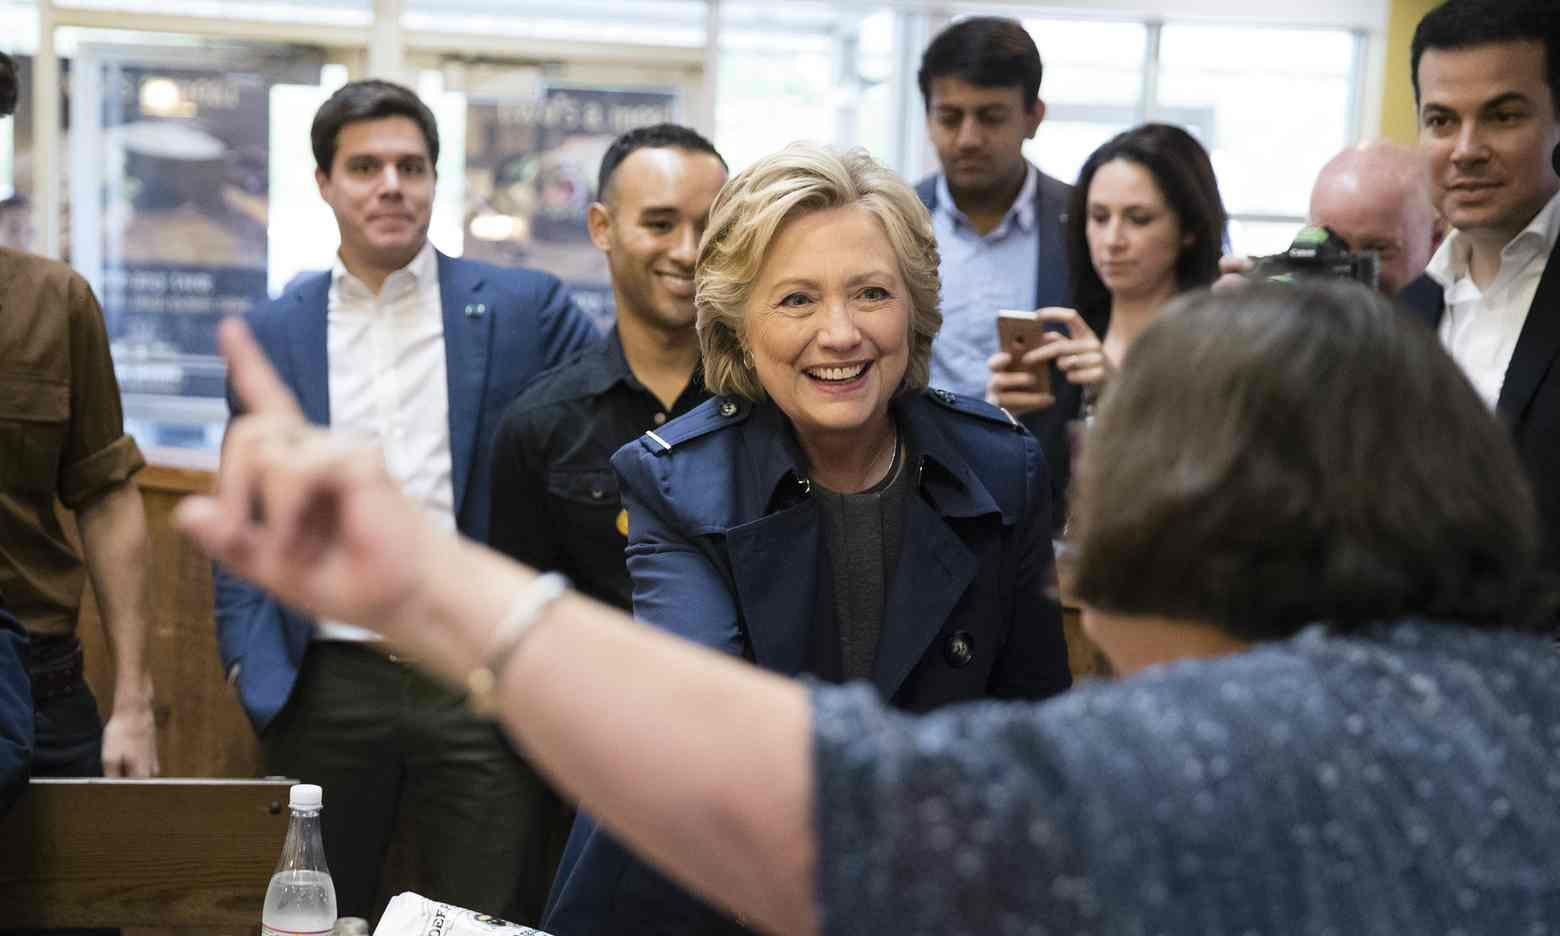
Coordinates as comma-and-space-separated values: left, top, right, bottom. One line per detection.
696, 143, 942, 400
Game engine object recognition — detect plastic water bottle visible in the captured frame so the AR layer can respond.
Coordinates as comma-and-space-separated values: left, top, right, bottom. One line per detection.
262, 783, 338, 935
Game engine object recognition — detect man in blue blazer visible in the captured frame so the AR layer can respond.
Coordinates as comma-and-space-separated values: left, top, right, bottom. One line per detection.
912, 17, 1072, 402
213, 80, 597, 922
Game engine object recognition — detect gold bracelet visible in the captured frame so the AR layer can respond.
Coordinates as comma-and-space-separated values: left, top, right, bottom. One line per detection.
465, 572, 569, 719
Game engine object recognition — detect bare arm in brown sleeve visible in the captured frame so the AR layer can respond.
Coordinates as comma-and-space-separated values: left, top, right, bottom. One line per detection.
77, 479, 159, 777
58, 269, 158, 778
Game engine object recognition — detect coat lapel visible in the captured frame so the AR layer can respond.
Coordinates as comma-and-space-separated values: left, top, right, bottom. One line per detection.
1031, 163, 1071, 307
721, 396, 1002, 694
1496, 238, 1560, 426
873, 490, 977, 699
438, 252, 493, 517
726, 501, 821, 677
724, 405, 821, 676
289, 273, 331, 427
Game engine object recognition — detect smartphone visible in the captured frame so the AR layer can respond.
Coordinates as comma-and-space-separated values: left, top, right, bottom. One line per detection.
996, 309, 1051, 396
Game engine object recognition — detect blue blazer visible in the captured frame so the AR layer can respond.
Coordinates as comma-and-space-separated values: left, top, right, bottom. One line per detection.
213, 251, 598, 731
544, 390, 1072, 936
914, 161, 1075, 312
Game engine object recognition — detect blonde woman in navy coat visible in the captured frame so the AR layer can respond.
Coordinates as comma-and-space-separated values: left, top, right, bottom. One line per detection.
543, 143, 1071, 936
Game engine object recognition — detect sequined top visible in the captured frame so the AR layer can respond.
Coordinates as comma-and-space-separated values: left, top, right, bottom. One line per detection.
813, 619, 1560, 934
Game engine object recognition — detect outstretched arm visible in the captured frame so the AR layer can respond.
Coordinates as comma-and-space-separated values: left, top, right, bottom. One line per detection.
178, 320, 817, 936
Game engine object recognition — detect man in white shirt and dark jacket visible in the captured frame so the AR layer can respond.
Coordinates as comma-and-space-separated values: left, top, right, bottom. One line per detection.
213, 79, 598, 922
1398, 0, 1560, 626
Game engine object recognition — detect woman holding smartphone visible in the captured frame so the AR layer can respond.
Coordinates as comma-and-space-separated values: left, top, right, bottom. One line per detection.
988, 123, 1226, 523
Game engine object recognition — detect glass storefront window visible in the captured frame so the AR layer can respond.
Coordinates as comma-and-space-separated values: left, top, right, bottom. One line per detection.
404, 0, 705, 47
1024, 17, 1147, 107
1158, 23, 1358, 250
5, 4, 1372, 454
458, 68, 681, 330
716, 2, 900, 172
58, 28, 329, 453
54, 0, 370, 27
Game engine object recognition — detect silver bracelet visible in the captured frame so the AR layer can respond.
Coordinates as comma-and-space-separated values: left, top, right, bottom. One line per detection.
465, 572, 569, 719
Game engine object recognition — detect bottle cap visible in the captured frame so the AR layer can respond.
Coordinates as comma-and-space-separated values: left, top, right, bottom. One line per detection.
289, 783, 323, 809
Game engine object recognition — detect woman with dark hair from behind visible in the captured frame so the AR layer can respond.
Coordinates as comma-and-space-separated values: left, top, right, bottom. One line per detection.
989, 122, 1226, 523
185, 280, 1560, 933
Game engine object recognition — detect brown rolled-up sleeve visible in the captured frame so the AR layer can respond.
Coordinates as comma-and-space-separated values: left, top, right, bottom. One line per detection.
58, 269, 144, 510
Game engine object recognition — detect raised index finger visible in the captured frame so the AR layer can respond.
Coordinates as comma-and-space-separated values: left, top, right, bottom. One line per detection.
219, 318, 303, 420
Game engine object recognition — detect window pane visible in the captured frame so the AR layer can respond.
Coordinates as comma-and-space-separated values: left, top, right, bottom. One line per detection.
55, 0, 369, 26
1157, 24, 1357, 217
1022, 17, 1146, 106
1023, 117, 1130, 188
1229, 218, 1309, 258
716, 3, 902, 172
461, 79, 681, 331
59, 29, 329, 452
404, 0, 705, 47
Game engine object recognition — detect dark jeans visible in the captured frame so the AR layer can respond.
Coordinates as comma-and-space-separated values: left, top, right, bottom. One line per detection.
1, 635, 113, 936
28, 634, 103, 778
262, 641, 556, 924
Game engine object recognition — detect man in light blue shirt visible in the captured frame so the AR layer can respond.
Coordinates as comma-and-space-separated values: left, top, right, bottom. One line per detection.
913, 16, 1072, 400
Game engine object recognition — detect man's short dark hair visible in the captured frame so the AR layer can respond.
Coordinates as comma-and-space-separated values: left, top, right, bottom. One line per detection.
0, 52, 17, 119
1411, 0, 1560, 113
310, 79, 439, 176
1073, 281, 1552, 638
917, 17, 1043, 112
596, 123, 724, 204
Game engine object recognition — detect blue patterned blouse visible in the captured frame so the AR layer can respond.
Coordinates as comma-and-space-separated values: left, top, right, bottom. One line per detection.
813, 619, 1560, 935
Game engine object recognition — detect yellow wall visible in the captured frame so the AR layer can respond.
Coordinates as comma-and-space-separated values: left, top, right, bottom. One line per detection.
1379, 0, 1442, 143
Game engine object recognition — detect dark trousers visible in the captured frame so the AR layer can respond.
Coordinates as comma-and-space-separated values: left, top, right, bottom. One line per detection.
28, 635, 104, 778
262, 641, 554, 924
2, 636, 113, 936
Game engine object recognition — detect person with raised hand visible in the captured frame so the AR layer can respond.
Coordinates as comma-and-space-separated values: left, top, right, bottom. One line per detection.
184, 277, 1560, 934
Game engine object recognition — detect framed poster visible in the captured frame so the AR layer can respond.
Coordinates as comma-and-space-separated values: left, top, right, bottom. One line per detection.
463, 84, 679, 331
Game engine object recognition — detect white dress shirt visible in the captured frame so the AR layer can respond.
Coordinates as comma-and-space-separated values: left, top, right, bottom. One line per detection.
1427, 190, 1560, 410
319, 241, 455, 641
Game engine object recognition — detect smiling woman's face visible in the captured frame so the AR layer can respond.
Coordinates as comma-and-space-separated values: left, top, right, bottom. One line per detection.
743, 204, 910, 446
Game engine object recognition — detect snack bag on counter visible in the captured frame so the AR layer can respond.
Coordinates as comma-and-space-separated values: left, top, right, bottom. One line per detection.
373, 893, 554, 936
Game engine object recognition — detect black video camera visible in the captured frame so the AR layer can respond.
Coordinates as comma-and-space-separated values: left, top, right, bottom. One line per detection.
1248, 226, 1379, 291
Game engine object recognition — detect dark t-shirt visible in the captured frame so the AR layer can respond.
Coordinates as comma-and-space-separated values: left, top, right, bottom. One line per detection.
489, 329, 708, 610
